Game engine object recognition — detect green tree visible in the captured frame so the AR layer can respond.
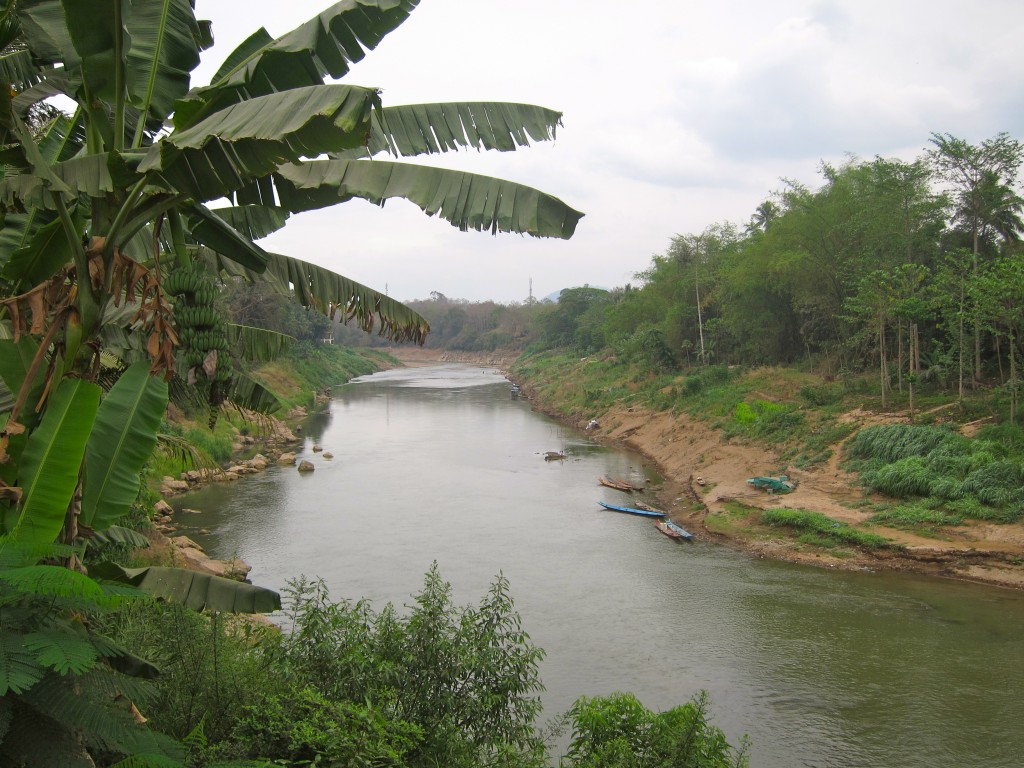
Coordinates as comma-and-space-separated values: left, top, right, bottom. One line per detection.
538, 286, 612, 352
974, 257, 1024, 421
619, 224, 735, 368
928, 132, 1024, 385
745, 198, 780, 234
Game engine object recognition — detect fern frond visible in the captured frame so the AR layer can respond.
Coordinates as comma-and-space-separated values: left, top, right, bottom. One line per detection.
23, 627, 99, 676
108, 756, 188, 768
0, 633, 45, 695
79, 663, 162, 706
23, 671, 182, 759
0, 564, 124, 609
154, 433, 219, 474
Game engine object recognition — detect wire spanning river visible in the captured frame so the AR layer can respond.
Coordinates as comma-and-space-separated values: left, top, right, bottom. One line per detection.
176, 364, 1024, 767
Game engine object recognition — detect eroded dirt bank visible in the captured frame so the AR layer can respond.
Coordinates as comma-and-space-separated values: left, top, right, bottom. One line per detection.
387, 347, 1024, 590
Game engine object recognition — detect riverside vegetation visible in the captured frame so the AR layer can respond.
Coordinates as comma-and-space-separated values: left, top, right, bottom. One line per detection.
506, 349, 1024, 585
2, 0, 1020, 764
0, 1, 746, 765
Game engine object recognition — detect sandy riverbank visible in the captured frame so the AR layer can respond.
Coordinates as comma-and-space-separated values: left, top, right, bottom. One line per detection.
385, 347, 1024, 590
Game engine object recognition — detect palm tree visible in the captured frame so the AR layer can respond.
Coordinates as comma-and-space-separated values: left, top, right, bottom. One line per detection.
976, 170, 1024, 245
745, 199, 780, 234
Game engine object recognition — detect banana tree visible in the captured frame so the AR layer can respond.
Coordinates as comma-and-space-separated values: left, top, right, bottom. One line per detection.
0, 0, 581, 545
0, 3, 581, 760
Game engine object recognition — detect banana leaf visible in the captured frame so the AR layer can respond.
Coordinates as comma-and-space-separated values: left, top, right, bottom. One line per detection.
356, 102, 565, 159
274, 158, 583, 240
141, 84, 379, 203
93, 562, 281, 614
1, 378, 100, 551
124, 0, 206, 132
81, 362, 168, 533
176, 0, 421, 128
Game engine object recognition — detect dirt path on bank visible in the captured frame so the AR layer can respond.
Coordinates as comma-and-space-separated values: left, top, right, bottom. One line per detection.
385, 347, 1024, 590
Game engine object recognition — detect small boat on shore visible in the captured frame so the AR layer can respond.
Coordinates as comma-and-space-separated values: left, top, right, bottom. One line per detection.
633, 501, 667, 515
597, 501, 665, 518
654, 519, 693, 540
598, 476, 643, 492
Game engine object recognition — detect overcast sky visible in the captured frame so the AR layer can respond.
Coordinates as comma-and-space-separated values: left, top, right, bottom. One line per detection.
198, 1, 1024, 304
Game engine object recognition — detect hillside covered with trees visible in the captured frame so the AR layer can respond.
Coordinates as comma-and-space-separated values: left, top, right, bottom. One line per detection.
374, 132, 1024, 427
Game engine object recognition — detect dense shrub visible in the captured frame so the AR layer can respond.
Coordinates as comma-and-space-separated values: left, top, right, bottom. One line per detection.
102, 566, 551, 767
846, 424, 961, 464
562, 691, 748, 768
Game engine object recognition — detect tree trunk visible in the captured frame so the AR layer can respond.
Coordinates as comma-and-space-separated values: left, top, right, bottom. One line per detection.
973, 227, 981, 387
913, 321, 921, 423
896, 317, 904, 392
879, 312, 888, 409
1008, 338, 1017, 423
958, 283, 966, 403
694, 266, 706, 365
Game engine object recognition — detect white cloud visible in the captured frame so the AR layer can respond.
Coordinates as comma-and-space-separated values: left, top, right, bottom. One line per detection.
196, 0, 1024, 302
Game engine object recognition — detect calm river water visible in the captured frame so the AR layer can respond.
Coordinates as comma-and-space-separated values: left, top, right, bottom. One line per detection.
174, 364, 1024, 767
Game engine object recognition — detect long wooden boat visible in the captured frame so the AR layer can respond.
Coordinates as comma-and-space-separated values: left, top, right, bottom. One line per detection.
654, 519, 693, 540
613, 476, 645, 491
634, 501, 667, 515
597, 501, 665, 518
598, 476, 635, 492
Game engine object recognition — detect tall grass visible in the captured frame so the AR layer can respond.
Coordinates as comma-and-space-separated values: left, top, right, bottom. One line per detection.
847, 424, 1024, 522
868, 505, 964, 532
760, 508, 894, 550
846, 424, 961, 464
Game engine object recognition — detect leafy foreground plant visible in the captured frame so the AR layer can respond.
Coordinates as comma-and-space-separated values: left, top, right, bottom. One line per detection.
561, 691, 749, 768
0, 546, 182, 765
97, 566, 748, 768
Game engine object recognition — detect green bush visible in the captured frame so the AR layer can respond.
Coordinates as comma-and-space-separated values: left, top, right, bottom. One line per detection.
846, 424, 961, 464
562, 691, 747, 768
102, 566, 551, 767
799, 384, 843, 406
961, 460, 1024, 509
865, 456, 935, 498
681, 374, 703, 395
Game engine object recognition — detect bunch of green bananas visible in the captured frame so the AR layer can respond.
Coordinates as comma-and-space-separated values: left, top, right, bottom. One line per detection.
166, 265, 233, 389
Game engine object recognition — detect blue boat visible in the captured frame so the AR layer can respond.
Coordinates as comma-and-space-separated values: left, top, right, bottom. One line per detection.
655, 519, 694, 540
597, 501, 666, 518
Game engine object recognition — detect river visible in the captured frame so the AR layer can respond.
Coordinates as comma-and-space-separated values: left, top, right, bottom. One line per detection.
173, 364, 1024, 767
